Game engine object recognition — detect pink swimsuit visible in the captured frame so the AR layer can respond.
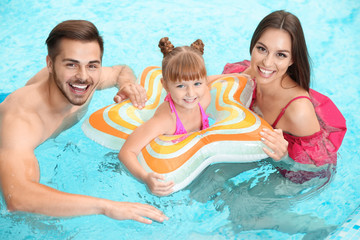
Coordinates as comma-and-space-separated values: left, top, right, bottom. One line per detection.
165, 93, 209, 135
222, 60, 347, 183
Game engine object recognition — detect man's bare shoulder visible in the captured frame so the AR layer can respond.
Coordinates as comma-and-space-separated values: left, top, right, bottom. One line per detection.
1, 84, 44, 113
0, 87, 46, 150
25, 68, 49, 86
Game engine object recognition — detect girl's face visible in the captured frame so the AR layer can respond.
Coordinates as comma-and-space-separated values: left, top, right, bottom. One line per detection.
250, 28, 293, 85
164, 77, 208, 110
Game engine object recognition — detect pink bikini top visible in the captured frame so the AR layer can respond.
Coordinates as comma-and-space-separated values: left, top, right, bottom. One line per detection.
164, 93, 209, 135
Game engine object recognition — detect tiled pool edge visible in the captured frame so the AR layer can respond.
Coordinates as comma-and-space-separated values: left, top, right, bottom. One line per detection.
326, 205, 360, 239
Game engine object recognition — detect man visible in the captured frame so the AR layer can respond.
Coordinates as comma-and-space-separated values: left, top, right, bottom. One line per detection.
0, 20, 167, 224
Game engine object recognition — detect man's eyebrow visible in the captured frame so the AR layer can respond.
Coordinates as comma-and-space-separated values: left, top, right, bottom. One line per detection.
89, 60, 101, 64
63, 58, 80, 63
62, 59, 101, 64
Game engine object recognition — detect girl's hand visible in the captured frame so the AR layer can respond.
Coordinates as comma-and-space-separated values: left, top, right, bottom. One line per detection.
260, 128, 288, 161
144, 172, 174, 196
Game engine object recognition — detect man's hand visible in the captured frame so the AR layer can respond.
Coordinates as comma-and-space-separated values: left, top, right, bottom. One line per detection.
113, 82, 147, 109
103, 200, 169, 224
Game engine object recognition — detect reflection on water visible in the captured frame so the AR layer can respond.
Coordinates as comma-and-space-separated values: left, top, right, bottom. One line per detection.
187, 161, 337, 239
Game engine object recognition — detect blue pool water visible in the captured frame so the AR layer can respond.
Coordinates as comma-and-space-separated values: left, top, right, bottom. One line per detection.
0, 0, 359, 239
0, 93, 9, 103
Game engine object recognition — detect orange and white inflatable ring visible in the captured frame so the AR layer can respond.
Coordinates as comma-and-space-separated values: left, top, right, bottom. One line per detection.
82, 66, 271, 192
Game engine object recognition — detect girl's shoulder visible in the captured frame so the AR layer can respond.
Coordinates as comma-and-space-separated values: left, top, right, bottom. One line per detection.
152, 102, 177, 135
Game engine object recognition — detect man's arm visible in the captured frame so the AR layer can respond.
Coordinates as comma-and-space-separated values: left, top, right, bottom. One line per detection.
0, 113, 167, 224
98, 65, 147, 109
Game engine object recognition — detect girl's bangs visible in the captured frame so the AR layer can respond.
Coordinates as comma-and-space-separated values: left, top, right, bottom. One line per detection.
165, 53, 207, 82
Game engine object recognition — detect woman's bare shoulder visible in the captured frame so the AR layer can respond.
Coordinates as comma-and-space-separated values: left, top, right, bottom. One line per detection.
282, 98, 320, 136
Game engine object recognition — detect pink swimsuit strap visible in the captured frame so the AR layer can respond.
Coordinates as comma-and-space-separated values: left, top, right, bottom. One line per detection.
164, 94, 209, 135
199, 102, 209, 130
272, 96, 311, 128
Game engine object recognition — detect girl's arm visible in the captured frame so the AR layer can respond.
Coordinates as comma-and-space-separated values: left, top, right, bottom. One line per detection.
118, 112, 175, 196
207, 73, 251, 85
207, 74, 224, 84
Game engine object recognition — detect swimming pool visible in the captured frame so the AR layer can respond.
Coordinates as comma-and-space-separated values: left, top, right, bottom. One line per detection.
0, 0, 359, 239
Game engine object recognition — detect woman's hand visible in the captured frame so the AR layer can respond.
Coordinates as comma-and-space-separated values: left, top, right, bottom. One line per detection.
144, 172, 174, 196
260, 128, 288, 161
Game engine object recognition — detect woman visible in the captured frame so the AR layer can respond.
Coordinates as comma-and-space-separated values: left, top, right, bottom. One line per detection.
222, 10, 347, 183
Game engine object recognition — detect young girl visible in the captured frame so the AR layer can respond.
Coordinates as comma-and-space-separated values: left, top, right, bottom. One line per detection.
118, 37, 211, 196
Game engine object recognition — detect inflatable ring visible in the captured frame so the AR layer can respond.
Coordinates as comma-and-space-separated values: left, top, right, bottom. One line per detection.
82, 66, 271, 192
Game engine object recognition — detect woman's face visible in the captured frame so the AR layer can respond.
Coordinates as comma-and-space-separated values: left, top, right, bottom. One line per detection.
250, 28, 293, 85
